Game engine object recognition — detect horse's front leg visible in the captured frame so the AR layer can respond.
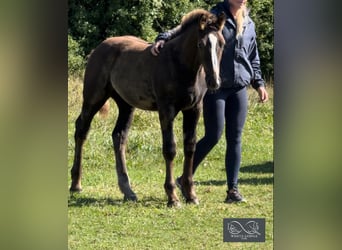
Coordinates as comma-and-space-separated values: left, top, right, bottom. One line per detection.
181, 107, 200, 205
159, 110, 180, 207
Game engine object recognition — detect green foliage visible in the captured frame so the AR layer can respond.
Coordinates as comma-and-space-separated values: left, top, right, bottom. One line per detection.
151, 0, 200, 32
68, 0, 111, 56
105, 0, 163, 42
68, 35, 85, 77
248, 0, 274, 81
68, 0, 274, 81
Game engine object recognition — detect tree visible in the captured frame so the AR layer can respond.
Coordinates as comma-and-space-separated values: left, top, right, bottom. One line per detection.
248, 0, 274, 81
68, 34, 84, 77
68, 0, 273, 82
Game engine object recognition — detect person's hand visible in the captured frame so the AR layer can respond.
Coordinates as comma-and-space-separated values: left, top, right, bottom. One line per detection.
150, 40, 165, 56
257, 86, 269, 103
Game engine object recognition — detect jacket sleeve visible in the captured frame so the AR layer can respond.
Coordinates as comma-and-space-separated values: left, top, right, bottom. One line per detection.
155, 25, 182, 42
249, 29, 265, 89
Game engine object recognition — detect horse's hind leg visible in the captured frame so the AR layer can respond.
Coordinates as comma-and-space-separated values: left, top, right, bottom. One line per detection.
70, 98, 108, 192
111, 93, 137, 201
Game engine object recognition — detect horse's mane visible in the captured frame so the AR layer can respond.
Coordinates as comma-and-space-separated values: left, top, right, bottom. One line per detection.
180, 9, 211, 30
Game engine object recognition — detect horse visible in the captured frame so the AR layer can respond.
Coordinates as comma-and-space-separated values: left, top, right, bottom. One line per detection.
69, 9, 226, 207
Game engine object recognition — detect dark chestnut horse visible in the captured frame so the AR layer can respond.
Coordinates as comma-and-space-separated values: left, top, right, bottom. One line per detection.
70, 9, 226, 207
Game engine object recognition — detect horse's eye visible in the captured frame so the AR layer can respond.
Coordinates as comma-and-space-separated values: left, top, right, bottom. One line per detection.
197, 41, 204, 48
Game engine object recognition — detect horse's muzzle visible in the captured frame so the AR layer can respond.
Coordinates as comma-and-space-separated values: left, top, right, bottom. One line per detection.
206, 76, 221, 91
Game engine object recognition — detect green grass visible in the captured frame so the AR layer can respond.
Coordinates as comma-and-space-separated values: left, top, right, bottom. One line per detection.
68, 78, 273, 249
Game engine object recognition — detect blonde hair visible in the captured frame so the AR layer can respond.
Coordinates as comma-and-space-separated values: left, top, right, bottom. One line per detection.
235, 4, 248, 38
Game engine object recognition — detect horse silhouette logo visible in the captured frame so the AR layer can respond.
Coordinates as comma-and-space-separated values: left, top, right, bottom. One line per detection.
223, 218, 265, 242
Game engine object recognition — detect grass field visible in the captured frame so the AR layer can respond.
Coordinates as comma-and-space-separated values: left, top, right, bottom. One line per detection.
68, 77, 273, 249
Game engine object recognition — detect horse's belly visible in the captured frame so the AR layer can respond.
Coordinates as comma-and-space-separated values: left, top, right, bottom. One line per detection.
117, 86, 157, 110
111, 74, 157, 110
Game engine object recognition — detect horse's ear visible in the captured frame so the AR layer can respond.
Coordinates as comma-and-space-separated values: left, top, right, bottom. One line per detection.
199, 14, 208, 30
217, 12, 226, 31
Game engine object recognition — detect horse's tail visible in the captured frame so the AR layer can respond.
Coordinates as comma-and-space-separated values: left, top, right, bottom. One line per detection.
99, 100, 110, 118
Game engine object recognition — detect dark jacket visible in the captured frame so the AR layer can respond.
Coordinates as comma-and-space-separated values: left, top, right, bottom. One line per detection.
155, 1, 265, 89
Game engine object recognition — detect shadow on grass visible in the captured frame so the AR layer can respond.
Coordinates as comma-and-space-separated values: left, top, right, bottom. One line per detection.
68, 162, 274, 207
68, 194, 167, 208
195, 177, 273, 186
195, 161, 273, 186
239, 176, 273, 185
240, 161, 274, 173
68, 195, 123, 207
195, 180, 226, 186
139, 196, 169, 208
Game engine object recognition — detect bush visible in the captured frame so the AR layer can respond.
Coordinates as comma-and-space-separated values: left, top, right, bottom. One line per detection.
68, 35, 85, 77
248, 0, 274, 82
68, 0, 273, 81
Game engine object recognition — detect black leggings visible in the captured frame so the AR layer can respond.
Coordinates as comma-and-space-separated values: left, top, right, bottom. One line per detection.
193, 86, 248, 190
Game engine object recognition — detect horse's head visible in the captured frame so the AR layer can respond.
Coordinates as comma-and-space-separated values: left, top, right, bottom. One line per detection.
197, 12, 226, 91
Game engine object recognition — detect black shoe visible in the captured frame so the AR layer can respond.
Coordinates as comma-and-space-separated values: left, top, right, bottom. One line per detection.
225, 189, 246, 203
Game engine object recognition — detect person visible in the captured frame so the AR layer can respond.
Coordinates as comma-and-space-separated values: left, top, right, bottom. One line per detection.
151, 0, 269, 203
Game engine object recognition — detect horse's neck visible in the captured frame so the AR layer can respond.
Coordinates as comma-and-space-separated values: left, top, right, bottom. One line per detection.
171, 29, 201, 75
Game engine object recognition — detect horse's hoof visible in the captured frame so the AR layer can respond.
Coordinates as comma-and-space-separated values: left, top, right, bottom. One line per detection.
167, 200, 182, 208
186, 198, 199, 205
69, 186, 82, 193
124, 194, 138, 202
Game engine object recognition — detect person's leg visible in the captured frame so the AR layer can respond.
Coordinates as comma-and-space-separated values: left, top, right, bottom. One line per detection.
192, 90, 226, 174
224, 87, 248, 201
177, 90, 226, 187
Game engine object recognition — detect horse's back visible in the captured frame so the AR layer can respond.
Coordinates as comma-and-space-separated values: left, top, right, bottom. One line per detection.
104, 36, 150, 51
85, 36, 151, 76
106, 36, 158, 110
84, 36, 158, 110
